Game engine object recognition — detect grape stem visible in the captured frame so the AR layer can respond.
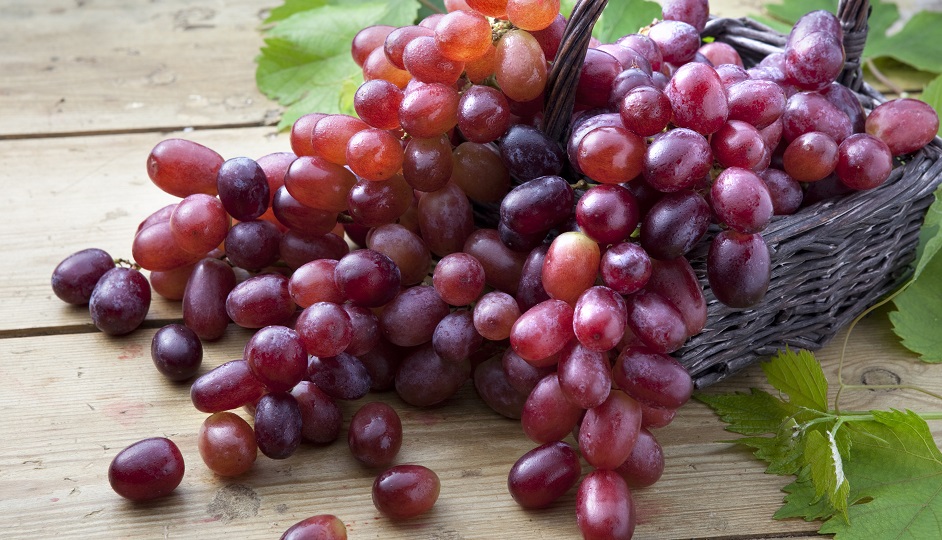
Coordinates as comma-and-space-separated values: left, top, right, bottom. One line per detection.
416, 0, 443, 15
114, 258, 141, 271
865, 58, 905, 97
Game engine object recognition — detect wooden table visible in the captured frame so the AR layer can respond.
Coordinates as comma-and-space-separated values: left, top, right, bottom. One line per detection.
3, 1, 939, 538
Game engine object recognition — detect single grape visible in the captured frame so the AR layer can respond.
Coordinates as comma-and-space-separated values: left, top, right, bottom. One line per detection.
151, 324, 202, 381
108, 437, 185, 501
51, 248, 115, 305
865, 98, 940, 156
474, 355, 527, 419
198, 412, 257, 477
191, 359, 267, 413
576, 470, 636, 539
707, 230, 771, 308
89, 267, 151, 336
281, 515, 348, 540
372, 464, 440, 519
146, 139, 223, 198
254, 392, 303, 459
348, 402, 403, 468
507, 441, 581, 509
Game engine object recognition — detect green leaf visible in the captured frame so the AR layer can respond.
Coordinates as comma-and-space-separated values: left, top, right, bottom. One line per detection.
737, 423, 806, 475
804, 428, 850, 517
256, 1, 419, 129
593, 0, 662, 42
763, 0, 834, 25
264, 0, 328, 24
863, 0, 942, 74
560, 0, 578, 19
776, 468, 838, 521
889, 245, 942, 363
761, 348, 829, 412
696, 388, 798, 435
819, 410, 942, 539
922, 74, 942, 136
417, 0, 446, 21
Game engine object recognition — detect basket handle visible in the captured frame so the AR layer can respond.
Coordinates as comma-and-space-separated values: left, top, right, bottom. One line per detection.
543, 0, 608, 144
837, 0, 870, 91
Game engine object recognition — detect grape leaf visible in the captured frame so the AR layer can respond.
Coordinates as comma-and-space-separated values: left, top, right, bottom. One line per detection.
593, 0, 662, 43
761, 348, 829, 412
255, 1, 419, 129
889, 245, 942, 363
819, 410, 942, 539
264, 0, 328, 24
696, 388, 798, 435
804, 428, 850, 517
700, 350, 942, 538
922, 74, 942, 136
863, 0, 942, 74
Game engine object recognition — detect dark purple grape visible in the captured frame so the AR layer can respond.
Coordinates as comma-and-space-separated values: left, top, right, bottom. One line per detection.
224, 220, 281, 271
647, 20, 699, 65
640, 190, 711, 260
108, 437, 185, 501
291, 381, 343, 445
183, 258, 236, 341
216, 157, 270, 221
433, 310, 484, 363
707, 230, 771, 308
499, 124, 565, 181
357, 338, 405, 392
89, 267, 151, 336
254, 392, 303, 459
51, 248, 115, 305
380, 285, 451, 347
151, 323, 202, 381
308, 352, 372, 400
515, 243, 551, 311
395, 344, 469, 407
334, 249, 401, 307
507, 441, 581, 509
502, 347, 554, 396
500, 175, 574, 236
474, 356, 527, 419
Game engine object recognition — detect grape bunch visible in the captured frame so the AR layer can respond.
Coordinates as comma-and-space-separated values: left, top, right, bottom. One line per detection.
51, 0, 940, 537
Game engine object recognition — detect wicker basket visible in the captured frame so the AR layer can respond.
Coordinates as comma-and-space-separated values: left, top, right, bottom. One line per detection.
541, 0, 942, 388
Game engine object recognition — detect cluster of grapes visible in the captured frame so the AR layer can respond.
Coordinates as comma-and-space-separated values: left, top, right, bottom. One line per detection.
51, 0, 940, 537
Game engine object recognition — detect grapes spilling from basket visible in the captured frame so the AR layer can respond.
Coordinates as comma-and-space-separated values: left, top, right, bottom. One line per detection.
51, 0, 939, 537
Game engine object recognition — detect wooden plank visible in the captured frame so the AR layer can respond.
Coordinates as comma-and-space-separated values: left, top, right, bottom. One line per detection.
0, 0, 277, 137
1, 311, 939, 538
0, 127, 285, 335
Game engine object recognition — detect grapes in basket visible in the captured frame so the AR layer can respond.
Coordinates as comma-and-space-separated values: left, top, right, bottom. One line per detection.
52, 0, 939, 537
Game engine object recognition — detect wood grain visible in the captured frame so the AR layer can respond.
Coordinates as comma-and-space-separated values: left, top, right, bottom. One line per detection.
0, 0, 276, 138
